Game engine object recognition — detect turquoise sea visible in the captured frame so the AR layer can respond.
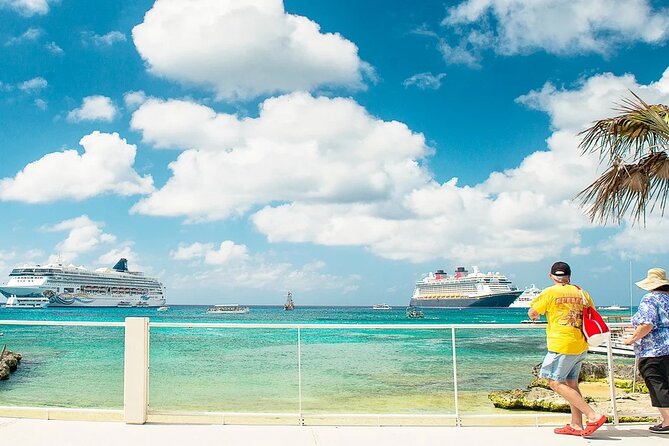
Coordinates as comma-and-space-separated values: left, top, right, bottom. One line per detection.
0, 306, 634, 415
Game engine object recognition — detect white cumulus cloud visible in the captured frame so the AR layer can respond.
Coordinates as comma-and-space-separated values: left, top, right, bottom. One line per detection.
67, 95, 117, 122
131, 92, 431, 220
6, 27, 42, 45
97, 244, 139, 268
18, 77, 47, 93
250, 68, 669, 264
441, 0, 669, 63
171, 241, 249, 265
123, 90, 147, 109
45, 41, 63, 54
1, 0, 54, 16
170, 240, 359, 293
403, 72, 447, 90
131, 66, 669, 266
0, 131, 154, 203
600, 216, 669, 260
84, 30, 126, 47
45, 215, 116, 263
132, 0, 372, 100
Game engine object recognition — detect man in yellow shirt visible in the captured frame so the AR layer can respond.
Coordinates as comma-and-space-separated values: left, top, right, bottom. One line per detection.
528, 261, 606, 437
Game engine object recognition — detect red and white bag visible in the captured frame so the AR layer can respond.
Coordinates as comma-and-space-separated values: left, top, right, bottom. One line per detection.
579, 288, 610, 346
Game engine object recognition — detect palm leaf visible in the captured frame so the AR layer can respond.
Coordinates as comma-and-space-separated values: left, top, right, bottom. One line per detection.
577, 92, 669, 224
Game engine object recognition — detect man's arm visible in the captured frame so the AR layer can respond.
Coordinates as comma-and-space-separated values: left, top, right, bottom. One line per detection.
528, 307, 540, 320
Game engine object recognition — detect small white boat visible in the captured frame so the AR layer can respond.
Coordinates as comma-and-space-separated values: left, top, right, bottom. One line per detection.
520, 319, 547, 324
598, 304, 627, 311
157, 306, 170, 312
5, 296, 49, 308
207, 304, 250, 314
406, 307, 424, 319
588, 316, 634, 357
372, 303, 392, 310
588, 335, 635, 357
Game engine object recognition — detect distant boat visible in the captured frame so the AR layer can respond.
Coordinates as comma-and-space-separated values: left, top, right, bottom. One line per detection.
5, 296, 49, 308
284, 291, 295, 311
157, 306, 170, 312
207, 304, 249, 314
598, 304, 628, 311
588, 316, 634, 357
406, 307, 424, 319
372, 303, 392, 310
509, 284, 541, 308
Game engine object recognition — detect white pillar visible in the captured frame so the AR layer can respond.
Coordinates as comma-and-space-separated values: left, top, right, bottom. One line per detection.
124, 317, 149, 424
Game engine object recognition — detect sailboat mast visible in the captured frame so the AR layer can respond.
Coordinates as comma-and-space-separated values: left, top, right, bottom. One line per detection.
629, 260, 633, 318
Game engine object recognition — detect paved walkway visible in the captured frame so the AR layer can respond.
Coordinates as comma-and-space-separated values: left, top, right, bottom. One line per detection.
0, 418, 666, 446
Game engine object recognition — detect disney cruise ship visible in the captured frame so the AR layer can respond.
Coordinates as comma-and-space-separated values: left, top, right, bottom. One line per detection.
409, 266, 522, 308
0, 258, 166, 307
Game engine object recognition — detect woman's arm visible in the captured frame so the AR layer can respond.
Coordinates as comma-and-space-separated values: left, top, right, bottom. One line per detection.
623, 323, 653, 345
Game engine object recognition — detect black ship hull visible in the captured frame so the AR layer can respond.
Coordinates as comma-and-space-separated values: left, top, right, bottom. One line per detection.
409, 291, 522, 308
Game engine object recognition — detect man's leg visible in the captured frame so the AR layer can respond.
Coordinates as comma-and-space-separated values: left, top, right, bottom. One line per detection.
565, 379, 584, 428
548, 379, 599, 423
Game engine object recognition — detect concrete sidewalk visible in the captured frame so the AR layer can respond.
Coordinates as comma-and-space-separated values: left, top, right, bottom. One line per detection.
0, 418, 665, 446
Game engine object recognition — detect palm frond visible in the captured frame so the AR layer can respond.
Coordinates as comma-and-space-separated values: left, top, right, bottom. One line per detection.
579, 91, 669, 161
577, 92, 669, 224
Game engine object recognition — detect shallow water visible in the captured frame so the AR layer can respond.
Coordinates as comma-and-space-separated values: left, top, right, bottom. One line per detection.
0, 306, 633, 414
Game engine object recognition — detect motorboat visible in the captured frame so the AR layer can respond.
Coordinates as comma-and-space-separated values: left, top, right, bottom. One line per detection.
372, 303, 392, 310
4, 296, 49, 308
588, 316, 634, 357
598, 304, 628, 311
406, 307, 424, 319
520, 319, 547, 324
207, 304, 250, 314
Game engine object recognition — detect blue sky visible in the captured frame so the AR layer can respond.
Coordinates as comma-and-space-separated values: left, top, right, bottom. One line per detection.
1, 0, 669, 306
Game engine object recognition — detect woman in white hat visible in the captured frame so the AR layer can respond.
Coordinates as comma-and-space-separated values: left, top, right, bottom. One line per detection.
624, 268, 669, 434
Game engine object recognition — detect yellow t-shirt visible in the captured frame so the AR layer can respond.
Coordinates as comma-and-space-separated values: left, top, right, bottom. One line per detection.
530, 284, 594, 355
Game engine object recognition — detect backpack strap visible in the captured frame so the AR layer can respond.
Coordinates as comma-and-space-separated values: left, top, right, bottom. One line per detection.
573, 284, 590, 307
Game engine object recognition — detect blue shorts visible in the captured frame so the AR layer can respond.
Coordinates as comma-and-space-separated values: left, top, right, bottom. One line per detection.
539, 351, 587, 382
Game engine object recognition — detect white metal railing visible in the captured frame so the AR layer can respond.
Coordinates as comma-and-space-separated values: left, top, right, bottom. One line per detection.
0, 318, 640, 425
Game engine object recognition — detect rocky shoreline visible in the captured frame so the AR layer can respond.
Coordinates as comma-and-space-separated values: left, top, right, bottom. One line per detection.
488, 361, 655, 422
0, 346, 22, 380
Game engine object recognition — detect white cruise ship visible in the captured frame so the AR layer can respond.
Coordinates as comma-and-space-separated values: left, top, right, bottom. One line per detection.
509, 284, 541, 308
0, 258, 166, 308
409, 266, 522, 308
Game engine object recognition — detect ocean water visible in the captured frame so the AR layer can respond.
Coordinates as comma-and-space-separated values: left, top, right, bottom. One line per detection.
0, 306, 634, 415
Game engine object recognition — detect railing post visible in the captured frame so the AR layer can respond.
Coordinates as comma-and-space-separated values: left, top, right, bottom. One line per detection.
451, 327, 460, 427
297, 327, 303, 425
124, 317, 149, 424
605, 335, 619, 424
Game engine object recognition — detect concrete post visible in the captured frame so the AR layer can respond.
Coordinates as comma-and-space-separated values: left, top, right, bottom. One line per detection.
124, 317, 149, 424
